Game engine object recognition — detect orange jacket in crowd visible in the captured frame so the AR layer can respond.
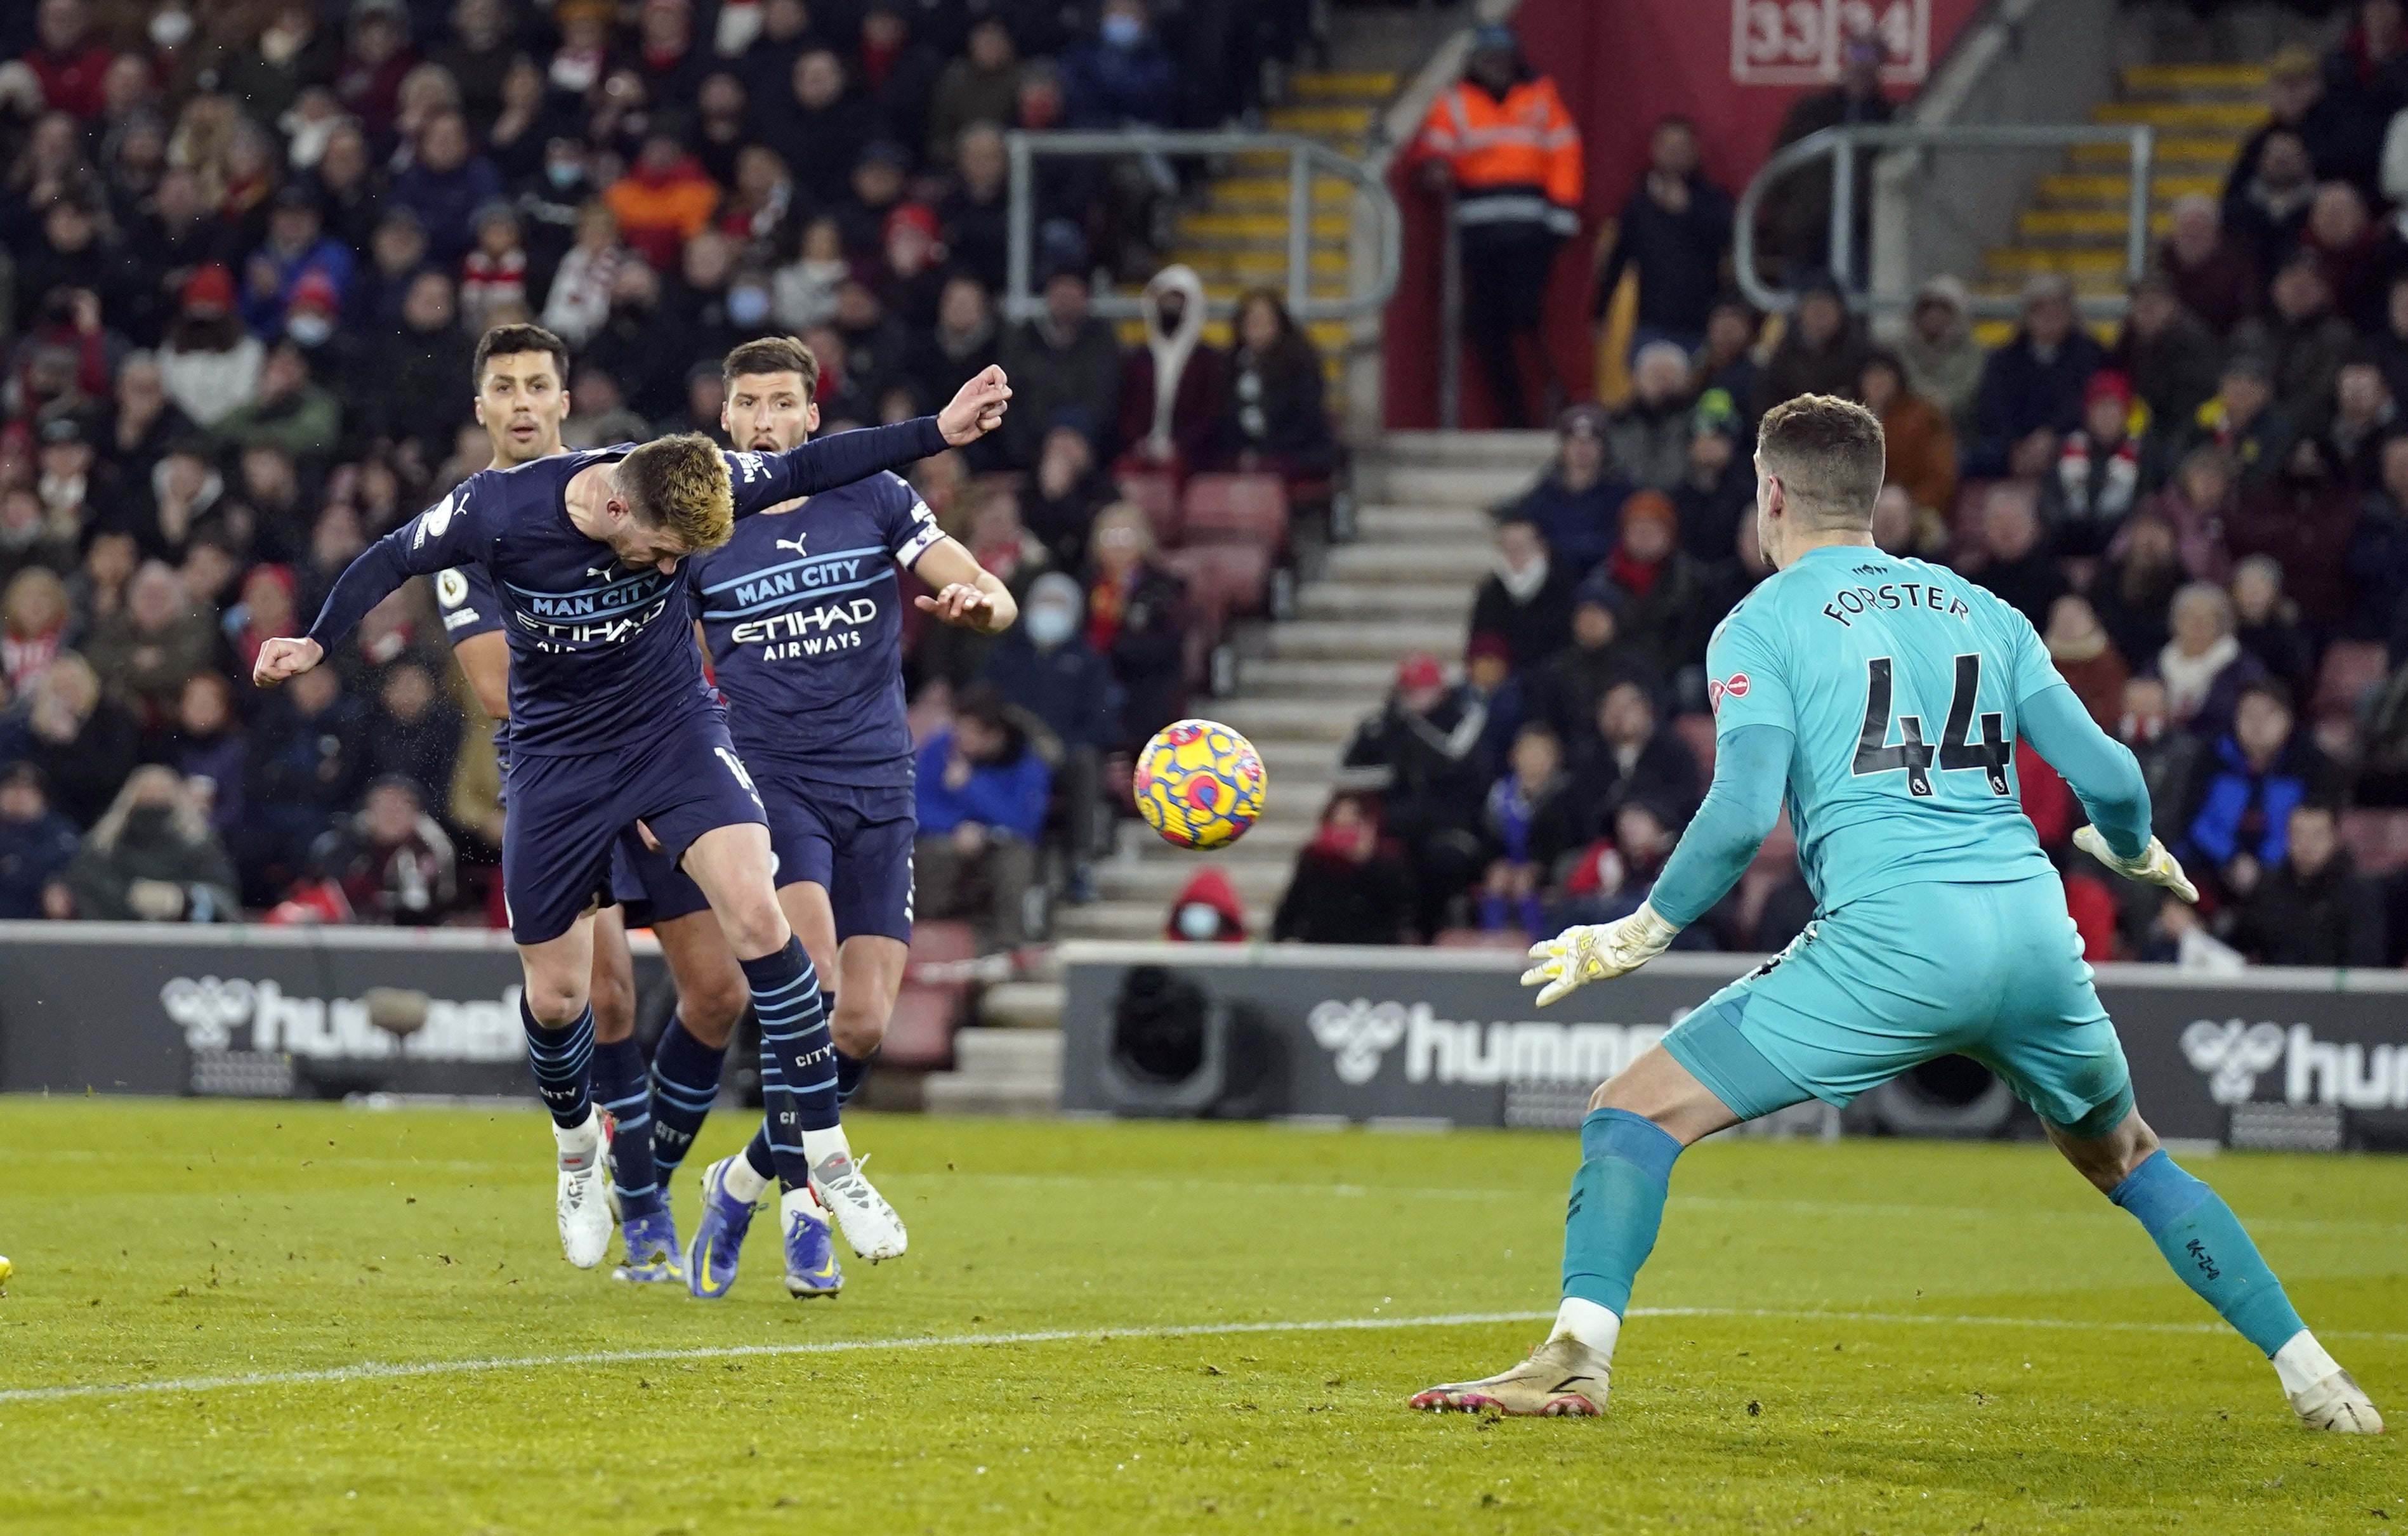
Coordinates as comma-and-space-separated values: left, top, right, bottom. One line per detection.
1413, 75, 1584, 236
605, 154, 721, 269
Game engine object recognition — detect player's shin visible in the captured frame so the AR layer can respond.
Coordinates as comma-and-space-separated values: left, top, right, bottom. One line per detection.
647, 1014, 726, 1178
1556, 1108, 1685, 1358
2107, 1148, 2378, 1427
592, 1037, 664, 1219
742, 939, 907, 1260
520, 995, 596, 1129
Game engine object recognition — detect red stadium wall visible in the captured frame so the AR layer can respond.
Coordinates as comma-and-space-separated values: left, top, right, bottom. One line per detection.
1382, 0, 1988, 430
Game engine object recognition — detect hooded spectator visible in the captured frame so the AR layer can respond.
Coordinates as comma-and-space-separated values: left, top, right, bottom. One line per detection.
1271, 792, 1413, 945
1164, 865, 1247, 943
1605, 341, 1694, 492
1857, 348, 1955, 525
2039, 371, 2143, 555
1897, 274, 1986, 433
1753, 275, 1871, 417
2043, 594, 2129, 729
0, 761, 79, 919
1337, 652, 1492, 938
1468, 515, 1575, 673
1510, 404, 1629, 576
1968, 273, 2106, 480
1117, 265, 1223, 473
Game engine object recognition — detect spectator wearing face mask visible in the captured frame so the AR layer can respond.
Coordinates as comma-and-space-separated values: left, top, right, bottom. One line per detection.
53, 765, 237, 922
982, 570, 1119, 905
1468, 515, 1574, 673
1601, 490, 1717, 695
1164, 865, 1247, 943
1272, 793, 1413, 945
1118, 265, 1223, 474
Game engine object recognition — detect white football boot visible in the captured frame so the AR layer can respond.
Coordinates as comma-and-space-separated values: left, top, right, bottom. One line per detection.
2291, 1370, 2386, 1433
1409, 1335, 1612, 1417
807, 1139, 907, 1262
554, 1109, 612, 1269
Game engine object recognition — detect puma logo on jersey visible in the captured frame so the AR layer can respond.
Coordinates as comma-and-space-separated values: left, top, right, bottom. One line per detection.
774, 534, 808, 556
585, 567, 613, 581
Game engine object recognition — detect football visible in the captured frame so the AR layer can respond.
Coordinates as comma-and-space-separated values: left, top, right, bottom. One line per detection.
1133, 719, 1268, 850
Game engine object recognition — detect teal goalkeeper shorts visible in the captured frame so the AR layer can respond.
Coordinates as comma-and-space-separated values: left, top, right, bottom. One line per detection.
1661, 874, 2135, 1138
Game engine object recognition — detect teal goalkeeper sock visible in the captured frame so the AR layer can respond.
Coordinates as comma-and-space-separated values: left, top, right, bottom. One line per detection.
1561, 1108, 1684, 1316
2111, 1149, 2306, 1356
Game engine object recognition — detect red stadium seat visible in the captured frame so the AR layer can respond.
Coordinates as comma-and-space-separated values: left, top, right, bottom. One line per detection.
1180, 473, 1289, 553
1119, 471, 1181, 548
881, 985, 963, 1069
1162, 543, 1270, 617
2313, 641, 2389, 724
2340, 809, 2408, 876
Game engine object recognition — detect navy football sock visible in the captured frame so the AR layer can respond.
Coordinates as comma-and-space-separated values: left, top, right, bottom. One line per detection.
591, 1037, 663, 1219
647, 1014, 725, 1178
743, 1121, 779, 1183
744, 938, 832, 1190
835, 1044, 878, 1106
519, 997, 595, 1129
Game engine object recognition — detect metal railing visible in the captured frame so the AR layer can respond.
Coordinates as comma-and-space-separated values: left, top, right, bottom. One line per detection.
1734, 122, 2157, 319
1001, 129, 1402, 324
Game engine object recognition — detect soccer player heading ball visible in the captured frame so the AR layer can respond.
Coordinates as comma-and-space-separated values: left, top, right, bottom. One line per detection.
1413, 395, 2383, 1435
255, 355, 1011, 1277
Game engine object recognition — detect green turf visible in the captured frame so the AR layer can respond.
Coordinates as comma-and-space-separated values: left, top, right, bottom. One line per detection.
0, 1099, 2400, 1533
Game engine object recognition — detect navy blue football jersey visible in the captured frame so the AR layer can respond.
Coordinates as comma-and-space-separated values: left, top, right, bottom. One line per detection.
301, 419, 945, 757
690, 470, 944, 785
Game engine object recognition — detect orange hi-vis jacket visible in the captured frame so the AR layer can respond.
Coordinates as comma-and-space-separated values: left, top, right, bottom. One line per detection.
1414, 75, 1584, 237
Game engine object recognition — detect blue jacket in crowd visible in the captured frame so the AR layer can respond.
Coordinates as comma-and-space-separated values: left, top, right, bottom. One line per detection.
916, 730, 1053, 841
1966, 327, 2108, 478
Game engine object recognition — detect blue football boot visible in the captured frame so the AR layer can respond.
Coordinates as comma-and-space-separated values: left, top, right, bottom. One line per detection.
612, 1205, 683, 1285
780, 1187, 844, 1299
685, 1156, 758, 1300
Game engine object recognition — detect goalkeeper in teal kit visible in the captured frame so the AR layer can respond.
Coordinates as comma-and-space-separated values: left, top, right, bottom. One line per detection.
1412, 395, 2384, 1433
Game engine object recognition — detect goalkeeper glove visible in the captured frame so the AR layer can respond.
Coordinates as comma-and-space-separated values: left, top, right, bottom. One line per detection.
1521, 903, 1682, 1006
2073, 825, 2199, 904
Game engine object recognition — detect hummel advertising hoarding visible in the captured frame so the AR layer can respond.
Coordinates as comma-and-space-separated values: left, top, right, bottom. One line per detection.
1055, 943, 2408, 1147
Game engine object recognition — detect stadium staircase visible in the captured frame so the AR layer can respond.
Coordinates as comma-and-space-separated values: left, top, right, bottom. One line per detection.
1971, 60, 2269, 345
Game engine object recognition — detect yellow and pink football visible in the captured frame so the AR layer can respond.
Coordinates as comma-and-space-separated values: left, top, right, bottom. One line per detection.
1134, 719, 1267, 850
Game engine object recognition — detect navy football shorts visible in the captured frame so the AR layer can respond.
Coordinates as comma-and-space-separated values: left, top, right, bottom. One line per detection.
610, 767, 915, 945
500, 708, 768, 945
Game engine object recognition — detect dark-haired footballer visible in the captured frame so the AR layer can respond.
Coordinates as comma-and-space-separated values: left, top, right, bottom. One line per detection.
255, 356, 1014, 1276
434, 323, 748, 1284
610, 336, 1019, 1302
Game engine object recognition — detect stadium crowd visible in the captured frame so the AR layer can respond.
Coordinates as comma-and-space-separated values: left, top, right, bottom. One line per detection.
0, 0, 1334, 933
1294, 8, 2408, 968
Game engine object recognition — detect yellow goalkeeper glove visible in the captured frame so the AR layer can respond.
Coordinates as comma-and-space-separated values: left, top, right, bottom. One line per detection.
1521, 903, 1683, 1006
2072, 825, 2199, 905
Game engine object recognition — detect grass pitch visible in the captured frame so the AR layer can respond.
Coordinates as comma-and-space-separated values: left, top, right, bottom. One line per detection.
0, 1099, 2401, 1534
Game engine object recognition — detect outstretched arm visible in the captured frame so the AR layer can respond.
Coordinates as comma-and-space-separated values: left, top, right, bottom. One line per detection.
258, 486, 482, 685
2020, 681, 2199, 902
737, 366, 1013, 512
1522, 724, 1790, 1005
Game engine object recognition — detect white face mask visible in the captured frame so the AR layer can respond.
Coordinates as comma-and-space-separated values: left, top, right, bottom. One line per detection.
287, 312, 334, 347
728, 286, 772, 326
150, 10, 195, 47
1023, 603, 1077, 647
1174, 902, 1220, 940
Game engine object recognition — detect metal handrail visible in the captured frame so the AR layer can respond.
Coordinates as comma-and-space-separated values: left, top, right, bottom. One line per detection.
1002, 128, 1402, 325
1734, 122, 2157, 317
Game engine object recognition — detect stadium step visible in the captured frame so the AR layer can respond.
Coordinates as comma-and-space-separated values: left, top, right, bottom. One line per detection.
976, 980, 1068, 1029
1324, 539, 1503, 582
921, 1027, 1062, 1117
1295, 579, 1471, 620
2065, 135, 2242, 169
1236, 656, 1402, 696
1287, 70, 1398, 102
2119, 62, 2268, 97
1094, 857, 1293, 906
1173, 209, 1353, 245
1207, 176, 1357, 213
1266, 104, 1376, 136
2091, 99, 2267, 133
1353, 503, 1496, 539
1213, 696, 1374, 744
2031, 171, 2223, 208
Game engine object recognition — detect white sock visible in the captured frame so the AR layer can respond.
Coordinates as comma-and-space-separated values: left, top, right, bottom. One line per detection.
722, 1157, 770, 1204
780, 1184, 829, 1222
2272, 1329, 2343, 1395
553, 1108, 599, 1157
1547, 1297, 1622, 1360
800, 1124, 853, 1172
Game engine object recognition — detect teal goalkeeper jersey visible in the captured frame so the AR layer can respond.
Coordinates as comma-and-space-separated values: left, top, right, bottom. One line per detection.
1705, 542, 2060, 911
